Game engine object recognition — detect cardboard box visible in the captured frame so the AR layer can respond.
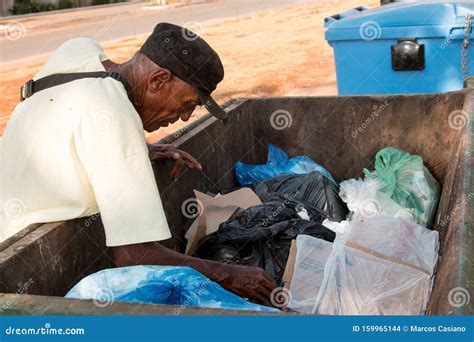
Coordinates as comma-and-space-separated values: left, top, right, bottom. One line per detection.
185, 188, 262, 255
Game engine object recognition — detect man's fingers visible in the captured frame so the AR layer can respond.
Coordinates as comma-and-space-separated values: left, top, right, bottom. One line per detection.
259, 278, 277, 294
238, 282, 272, 306
179, 150, 202, 170
255, 278, 273, 299
181, 157, 196, 169
250, 289, 273, 307
170, 159, 185, 180
149, 147, 201, 175
259, 274, 277, 293
150, 151, 179, 161
228, 287, 249, 301
258, 295, 273, 307
225, 283, 270, 306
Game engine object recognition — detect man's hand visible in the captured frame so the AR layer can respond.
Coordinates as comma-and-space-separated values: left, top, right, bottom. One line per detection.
217, 264, 278, 307
113, 242, 278, 308
147, 143, 202, 180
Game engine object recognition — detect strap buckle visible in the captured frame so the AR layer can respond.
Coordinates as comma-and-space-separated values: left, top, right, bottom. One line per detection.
20, 79, 34, 101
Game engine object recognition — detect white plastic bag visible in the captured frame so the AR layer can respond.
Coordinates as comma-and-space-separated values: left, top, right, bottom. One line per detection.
339, 178, 414, 221
286, 235, 332, 314
288, 215, 439, 315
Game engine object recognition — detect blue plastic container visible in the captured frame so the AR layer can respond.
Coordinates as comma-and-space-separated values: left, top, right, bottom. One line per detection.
325, 2, 474, 95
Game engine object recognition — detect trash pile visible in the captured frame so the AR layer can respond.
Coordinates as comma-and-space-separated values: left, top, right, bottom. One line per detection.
68, 145, 441, 314
190, 145, 441, 314
283, 147, 441, 315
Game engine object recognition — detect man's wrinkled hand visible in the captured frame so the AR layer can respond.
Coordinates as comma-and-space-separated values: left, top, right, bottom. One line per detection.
218, 265, 278, 307
147, 143, 202, 180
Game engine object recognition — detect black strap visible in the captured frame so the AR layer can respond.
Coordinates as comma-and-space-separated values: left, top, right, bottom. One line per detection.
20, 71, 134, 103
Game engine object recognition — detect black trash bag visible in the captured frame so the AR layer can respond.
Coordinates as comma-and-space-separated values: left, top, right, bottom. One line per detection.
195, 201, 336, 286
252, 171, 348, 222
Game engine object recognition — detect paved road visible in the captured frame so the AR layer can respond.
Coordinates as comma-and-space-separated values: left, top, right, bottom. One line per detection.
1, 0, 317, 63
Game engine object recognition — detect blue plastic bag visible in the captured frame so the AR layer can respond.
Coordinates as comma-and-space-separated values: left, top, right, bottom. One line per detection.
235, 144, 335, 185
66, 265, 278, 312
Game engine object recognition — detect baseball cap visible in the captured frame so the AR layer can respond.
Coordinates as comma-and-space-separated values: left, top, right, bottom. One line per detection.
140, 22, 227, 119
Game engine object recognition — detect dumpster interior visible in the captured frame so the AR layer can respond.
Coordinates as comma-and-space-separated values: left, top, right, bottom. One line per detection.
0, 91, 472, 315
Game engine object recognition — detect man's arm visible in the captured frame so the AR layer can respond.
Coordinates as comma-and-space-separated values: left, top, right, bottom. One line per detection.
112, 243, 277, 307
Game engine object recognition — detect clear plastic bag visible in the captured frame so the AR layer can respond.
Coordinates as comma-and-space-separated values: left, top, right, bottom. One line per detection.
363, 147, 440, 227
339, 177, 414, 221
235, 144, 335, 185
288, 215, 439, 315
287, 235, 332, 314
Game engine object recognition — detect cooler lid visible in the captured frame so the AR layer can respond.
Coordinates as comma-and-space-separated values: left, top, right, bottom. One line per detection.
325, 1, 474, 41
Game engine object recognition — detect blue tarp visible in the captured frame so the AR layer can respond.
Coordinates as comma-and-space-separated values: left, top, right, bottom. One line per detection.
66, 265, 279, 312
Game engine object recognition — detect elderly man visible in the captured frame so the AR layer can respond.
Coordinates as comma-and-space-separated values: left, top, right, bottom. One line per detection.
0, 23, 276, 305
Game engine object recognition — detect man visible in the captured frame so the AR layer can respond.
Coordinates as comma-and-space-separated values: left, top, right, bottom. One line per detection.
0, 23, 276, 306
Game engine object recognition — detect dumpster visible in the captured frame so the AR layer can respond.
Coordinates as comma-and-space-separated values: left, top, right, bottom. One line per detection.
325, 2, 474, 95
0, 88, 473, 315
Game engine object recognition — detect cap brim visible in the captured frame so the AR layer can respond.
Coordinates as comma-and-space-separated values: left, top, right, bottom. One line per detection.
197, 90, 227, 120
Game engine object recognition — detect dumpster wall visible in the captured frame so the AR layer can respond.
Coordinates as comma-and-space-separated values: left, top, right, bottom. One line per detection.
1, 92, 472, 315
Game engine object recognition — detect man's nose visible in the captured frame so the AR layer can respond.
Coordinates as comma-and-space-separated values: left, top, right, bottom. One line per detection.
180, 111, 193, 122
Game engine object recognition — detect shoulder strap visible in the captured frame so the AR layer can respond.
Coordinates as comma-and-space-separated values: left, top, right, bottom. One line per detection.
20, 71, 134, 103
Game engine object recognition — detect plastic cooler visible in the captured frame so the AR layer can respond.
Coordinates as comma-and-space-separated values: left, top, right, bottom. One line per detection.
324, 2, 474, 95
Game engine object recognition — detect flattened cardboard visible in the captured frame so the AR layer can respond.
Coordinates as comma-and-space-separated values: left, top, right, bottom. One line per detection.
283, 239, 297, 290
185, 188, 262, 255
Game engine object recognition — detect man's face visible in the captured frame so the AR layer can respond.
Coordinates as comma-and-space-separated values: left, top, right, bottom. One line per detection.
140, 71, 200, 132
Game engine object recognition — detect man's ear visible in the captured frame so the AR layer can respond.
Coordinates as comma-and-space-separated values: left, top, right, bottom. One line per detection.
149, 68, 172, 93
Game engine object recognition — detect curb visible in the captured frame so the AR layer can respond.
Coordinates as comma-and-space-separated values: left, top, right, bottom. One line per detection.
0, 1, 204, 20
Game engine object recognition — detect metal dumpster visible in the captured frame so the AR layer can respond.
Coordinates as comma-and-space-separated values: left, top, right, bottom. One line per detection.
0, 89, 473, 315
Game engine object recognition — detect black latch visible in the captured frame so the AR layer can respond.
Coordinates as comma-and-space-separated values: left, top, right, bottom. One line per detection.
391, 38, 425, 71
20, 79, 34, 101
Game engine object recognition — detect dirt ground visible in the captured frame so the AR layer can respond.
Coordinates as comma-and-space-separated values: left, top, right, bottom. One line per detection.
0, 0, 377, 142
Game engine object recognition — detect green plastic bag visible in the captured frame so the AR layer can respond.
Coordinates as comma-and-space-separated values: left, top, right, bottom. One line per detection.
363, 147, 440, 227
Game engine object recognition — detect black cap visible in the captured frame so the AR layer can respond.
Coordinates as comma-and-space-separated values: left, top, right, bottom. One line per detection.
140, 22, 227, 119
